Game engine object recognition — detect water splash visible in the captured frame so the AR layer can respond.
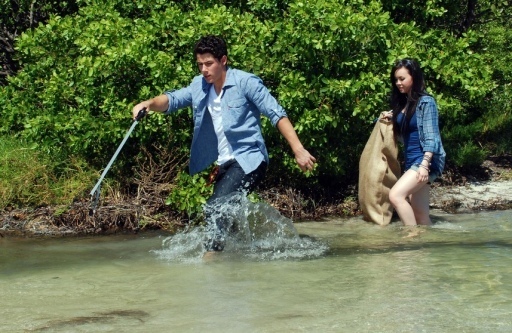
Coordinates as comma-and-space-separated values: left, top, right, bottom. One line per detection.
153, 194, 327, 262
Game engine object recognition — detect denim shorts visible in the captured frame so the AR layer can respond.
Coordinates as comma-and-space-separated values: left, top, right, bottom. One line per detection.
409, 164, 440, 184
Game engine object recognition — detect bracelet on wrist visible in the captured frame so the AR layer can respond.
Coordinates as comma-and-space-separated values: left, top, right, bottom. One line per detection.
419, 164, 430, 172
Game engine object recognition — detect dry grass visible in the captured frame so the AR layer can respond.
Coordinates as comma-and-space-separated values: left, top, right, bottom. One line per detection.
1, 142, 511, 237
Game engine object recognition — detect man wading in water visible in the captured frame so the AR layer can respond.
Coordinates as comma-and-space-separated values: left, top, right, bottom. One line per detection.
132, 35, 316, 254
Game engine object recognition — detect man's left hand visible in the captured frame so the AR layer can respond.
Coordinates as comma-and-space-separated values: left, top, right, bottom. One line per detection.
295, 147, 317, 172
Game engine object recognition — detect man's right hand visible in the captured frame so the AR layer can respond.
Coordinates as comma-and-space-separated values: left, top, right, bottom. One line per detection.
132, 101, 152, 120
131, 94, 170, 120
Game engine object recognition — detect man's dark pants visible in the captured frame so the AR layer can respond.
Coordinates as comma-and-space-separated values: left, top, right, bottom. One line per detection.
204, 159, 267, 251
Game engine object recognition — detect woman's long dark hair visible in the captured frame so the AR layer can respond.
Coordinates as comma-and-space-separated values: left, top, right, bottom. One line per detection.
390, 58, 429, 137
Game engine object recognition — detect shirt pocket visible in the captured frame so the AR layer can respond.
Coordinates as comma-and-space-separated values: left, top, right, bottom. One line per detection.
227, 98, 248, 111
225, 98, 250, 127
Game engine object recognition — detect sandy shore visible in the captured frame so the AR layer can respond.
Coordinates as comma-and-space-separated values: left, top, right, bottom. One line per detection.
430, 180, 512, 212
1, 178, 511, 237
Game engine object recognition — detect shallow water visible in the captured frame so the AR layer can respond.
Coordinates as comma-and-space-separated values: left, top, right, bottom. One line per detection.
1, 209, 512, 333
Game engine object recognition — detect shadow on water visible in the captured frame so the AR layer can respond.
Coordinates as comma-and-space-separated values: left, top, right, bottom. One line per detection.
0, 232, 163, 277
31, 310, 149, 332
325, 239, 512, 257
153, 194, 329, 263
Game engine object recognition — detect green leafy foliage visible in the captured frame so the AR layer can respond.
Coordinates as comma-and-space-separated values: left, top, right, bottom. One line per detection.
0, 0, 510, 215
165, 171, 212, 219
0, 0, 79, 83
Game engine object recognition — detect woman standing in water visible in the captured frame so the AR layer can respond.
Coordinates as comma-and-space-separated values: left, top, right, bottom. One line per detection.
383, 58, 446, 226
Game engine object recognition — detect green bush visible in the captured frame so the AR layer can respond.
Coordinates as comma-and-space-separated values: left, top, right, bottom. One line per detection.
165, 171, 212, 220
0, 0, 510, 214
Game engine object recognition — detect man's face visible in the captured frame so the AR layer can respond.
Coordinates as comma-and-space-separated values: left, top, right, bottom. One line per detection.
196, 53, 227, 86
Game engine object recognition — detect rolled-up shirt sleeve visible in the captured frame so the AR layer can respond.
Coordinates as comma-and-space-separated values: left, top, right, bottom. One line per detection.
419, 96, 441, 153
164, 86, 193, 114
240, 75, 287, 126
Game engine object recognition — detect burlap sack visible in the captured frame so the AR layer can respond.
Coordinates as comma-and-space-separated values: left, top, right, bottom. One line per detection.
358, 113, 401, 225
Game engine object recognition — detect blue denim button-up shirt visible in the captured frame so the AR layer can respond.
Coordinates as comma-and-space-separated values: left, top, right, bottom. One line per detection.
413, 95, 446, 174
164, 68, 287, 175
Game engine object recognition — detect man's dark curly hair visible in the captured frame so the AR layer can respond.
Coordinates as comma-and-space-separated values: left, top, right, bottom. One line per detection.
194, 35, 228, 61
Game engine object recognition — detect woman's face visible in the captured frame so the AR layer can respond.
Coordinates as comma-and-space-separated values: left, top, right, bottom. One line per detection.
394, 67, 413, 95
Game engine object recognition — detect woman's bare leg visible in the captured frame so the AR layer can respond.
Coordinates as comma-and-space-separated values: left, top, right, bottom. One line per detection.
410, 184, 432, 225
389, 169, 428, 226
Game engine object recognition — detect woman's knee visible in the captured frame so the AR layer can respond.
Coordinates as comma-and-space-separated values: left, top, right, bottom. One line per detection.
388, 188, 403, 207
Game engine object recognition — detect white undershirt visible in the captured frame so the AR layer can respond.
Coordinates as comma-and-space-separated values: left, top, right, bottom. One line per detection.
208, 85, 234, 165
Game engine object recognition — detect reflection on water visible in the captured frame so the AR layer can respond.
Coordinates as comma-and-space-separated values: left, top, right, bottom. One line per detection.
1, 209, 512, 332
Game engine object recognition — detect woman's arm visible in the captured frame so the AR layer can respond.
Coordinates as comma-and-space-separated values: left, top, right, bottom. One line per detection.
418, 96, 442, 154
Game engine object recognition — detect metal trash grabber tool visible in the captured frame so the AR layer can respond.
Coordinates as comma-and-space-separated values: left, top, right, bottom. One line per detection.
89, 108, 147, 215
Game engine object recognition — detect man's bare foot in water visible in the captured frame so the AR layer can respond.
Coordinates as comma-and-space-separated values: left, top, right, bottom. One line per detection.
202, 251, 222, 262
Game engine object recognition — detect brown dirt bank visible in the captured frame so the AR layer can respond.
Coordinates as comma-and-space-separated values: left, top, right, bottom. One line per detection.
1, 156, 511, 238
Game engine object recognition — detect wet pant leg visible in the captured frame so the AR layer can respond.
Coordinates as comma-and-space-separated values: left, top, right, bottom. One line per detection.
204, 159, 267, 251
